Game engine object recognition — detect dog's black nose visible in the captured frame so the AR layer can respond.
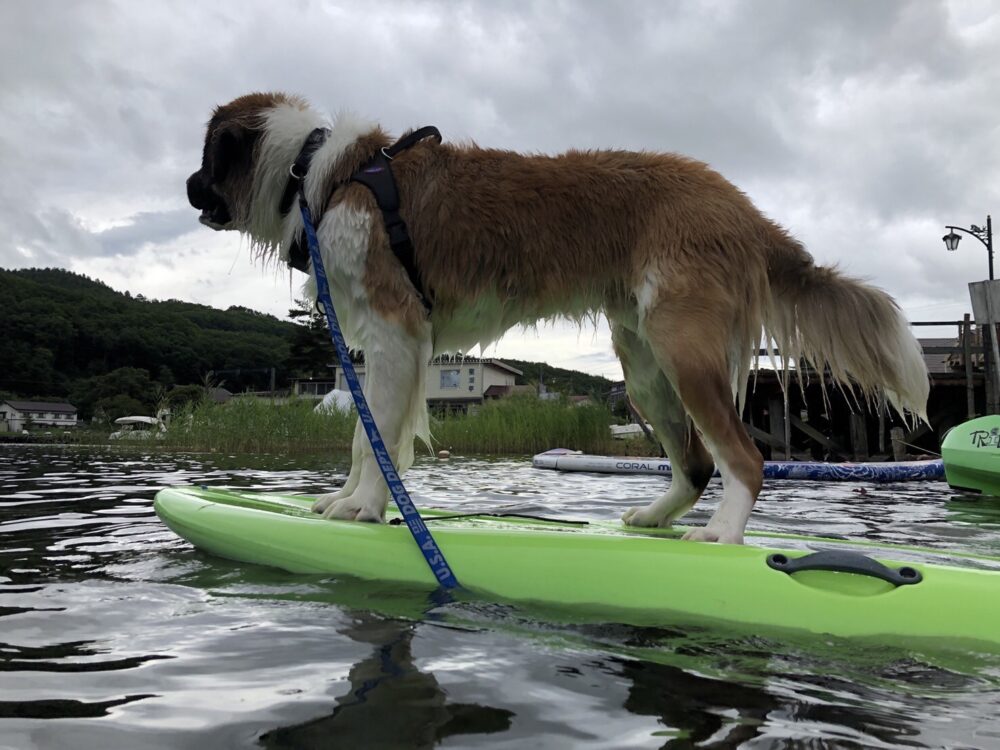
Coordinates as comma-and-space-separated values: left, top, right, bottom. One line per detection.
187, 172, 211, 210
187, 170, 232, 228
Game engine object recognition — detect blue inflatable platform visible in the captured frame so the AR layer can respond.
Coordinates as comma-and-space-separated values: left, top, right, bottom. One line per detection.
533, 449, 944, 482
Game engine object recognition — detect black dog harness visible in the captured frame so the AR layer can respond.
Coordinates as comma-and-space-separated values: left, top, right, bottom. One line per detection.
282, 126, 441, 312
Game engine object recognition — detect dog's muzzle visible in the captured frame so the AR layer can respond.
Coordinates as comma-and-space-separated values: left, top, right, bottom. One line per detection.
187, 172, 232, 229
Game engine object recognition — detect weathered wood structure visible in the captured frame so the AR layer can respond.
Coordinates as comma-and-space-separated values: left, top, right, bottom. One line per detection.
743, 318, 986, 461
609, 318, 990, 461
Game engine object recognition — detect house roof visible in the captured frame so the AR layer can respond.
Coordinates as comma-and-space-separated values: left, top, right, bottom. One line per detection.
207, 387, 232, 404
482, 359, 523, 376
430, 356, 524, 376
3, 400, 77, 413
334, 357, 524, 377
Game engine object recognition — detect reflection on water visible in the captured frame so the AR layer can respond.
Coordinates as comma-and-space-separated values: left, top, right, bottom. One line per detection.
259, 615, 515, 749
2, 444, 1000, 748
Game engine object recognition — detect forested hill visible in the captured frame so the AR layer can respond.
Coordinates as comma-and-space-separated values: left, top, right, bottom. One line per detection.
500, 359, 615, 399
1, 267, 616, 419
1, 268, 296, 405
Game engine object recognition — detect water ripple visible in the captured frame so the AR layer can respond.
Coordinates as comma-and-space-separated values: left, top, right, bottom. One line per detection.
1, 444, 999, 748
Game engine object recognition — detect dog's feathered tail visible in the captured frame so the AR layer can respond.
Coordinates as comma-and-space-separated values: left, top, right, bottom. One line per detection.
760, 233, 929, 423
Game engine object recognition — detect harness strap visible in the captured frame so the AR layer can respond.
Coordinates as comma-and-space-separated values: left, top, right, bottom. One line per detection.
383, 125, 442, 158
349, 127, 441, 311
284, 127, 441, 313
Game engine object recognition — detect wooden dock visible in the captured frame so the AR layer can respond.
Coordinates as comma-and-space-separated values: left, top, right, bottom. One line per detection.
743, 317, 984, 461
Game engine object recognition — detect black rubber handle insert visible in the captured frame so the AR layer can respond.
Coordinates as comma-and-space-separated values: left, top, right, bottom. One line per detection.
766, 550, 923, 586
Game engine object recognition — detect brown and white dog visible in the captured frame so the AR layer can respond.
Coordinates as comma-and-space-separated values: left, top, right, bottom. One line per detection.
187, 92, 929, 544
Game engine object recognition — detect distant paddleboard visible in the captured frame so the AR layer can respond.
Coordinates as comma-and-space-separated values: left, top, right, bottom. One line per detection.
532, 449, 944, 482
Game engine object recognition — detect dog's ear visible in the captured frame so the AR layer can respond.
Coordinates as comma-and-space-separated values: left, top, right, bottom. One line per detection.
209, 123, 248, 183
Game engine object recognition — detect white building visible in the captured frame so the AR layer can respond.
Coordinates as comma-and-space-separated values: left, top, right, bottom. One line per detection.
0, 401, 79, 432
420, 356, 522, 411
293, 357, 523, 412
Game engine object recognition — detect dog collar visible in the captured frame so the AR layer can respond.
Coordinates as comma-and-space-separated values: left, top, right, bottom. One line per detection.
278, 127, 331, 217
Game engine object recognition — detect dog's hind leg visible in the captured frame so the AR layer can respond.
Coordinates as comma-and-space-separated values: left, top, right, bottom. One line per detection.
635, 298, 763, 544
612, 318, 715, 529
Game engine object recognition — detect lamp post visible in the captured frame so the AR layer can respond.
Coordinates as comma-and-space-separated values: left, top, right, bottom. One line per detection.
947, 215, 998, 413
943, 215, 993, 280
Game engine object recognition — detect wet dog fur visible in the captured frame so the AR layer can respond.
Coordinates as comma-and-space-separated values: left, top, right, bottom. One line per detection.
187, 92, 928, 544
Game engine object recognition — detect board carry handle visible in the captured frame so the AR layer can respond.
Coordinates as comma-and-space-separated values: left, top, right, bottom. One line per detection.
766, 550, 923, 586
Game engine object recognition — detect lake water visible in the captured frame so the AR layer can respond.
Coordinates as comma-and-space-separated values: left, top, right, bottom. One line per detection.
3, 444, 1000, 749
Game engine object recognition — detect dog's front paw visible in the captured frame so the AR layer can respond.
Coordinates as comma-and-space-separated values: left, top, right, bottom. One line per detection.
311, 491, 344, 514
681, 526, 744, 545
319, 493, 387, 523
622, 505, 671, 528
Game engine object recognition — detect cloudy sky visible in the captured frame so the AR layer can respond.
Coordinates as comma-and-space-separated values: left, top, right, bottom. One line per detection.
2, 1, 998, 380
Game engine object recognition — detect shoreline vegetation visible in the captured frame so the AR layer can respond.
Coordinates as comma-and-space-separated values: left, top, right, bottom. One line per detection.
4, 396, 656, 457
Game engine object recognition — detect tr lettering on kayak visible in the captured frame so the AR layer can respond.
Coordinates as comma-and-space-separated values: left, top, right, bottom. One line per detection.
970, 428, 1000, 449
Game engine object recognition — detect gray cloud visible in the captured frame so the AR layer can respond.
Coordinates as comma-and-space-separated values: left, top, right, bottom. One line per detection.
94, 210, 196, 257
1, 0, 998, 372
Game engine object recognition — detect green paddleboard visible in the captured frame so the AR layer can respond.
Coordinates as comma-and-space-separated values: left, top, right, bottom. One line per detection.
154, 485, 1000, 649
943, 415, 1000, 496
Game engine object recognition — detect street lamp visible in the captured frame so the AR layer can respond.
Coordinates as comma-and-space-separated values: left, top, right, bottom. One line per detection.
943, 215, 994, 280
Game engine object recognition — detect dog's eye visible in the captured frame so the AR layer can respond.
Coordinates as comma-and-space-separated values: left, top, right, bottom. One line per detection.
211, 129, 240, 182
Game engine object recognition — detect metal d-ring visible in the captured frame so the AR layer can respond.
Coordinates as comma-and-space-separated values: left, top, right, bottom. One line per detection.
289, 163, 306, 179
380, 146, 394, 161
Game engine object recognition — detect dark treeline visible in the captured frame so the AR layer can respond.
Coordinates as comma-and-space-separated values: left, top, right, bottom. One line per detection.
500, 359, 615, 400
1, 267, 614, 421
1, 268, 297, 417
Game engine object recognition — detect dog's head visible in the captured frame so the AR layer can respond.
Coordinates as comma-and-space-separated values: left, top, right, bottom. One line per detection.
186, 92, 305, 233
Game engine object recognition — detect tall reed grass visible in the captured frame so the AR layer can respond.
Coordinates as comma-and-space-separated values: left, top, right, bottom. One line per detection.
159, 394, 651, 456
161, 397, 355, 454
431, 396, 627, 455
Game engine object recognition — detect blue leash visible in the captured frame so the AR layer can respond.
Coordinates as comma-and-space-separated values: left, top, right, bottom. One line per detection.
298, 191, 460, 590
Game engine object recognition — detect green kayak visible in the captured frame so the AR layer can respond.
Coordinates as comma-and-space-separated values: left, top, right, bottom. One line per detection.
154, 485, 1000, 649
942, 415, 1000, 496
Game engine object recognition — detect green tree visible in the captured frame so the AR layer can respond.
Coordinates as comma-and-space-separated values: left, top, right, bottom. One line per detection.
168, 384, 207, 409
156, 365, 177, 386
69, 367, 157, 420
285, 299, 332, 378
94, 394, 147, 422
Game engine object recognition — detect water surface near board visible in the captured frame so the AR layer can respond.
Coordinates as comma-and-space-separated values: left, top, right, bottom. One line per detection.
3, 444, 1000, 749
